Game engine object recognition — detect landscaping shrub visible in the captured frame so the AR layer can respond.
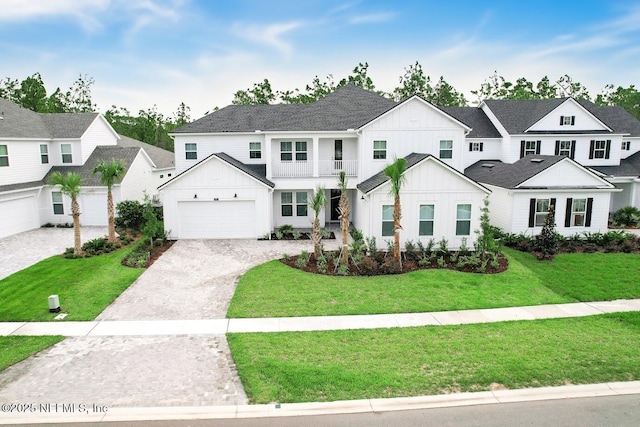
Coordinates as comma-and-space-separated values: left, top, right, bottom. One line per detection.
115, 200, 145, 231
612, 206, 640, 227
534, 206, 558, 260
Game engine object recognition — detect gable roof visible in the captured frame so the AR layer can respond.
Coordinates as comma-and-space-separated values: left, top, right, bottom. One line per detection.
591, 151, 640, 177
482, 98, 568, 134
158, 152, 274, 190
116, 134, 175, 169
441, 106, 501, 138
576, 99, 640, 137
43, 146, 141, 186
173, 84, 397, 133
357, 152, 489, 195
40, 113, 100, 138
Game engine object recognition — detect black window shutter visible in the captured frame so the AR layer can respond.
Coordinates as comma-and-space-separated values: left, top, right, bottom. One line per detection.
555, 140, 560, 155
520, 140, 526, 158
536, 140, 541, 155
528, 199, 536, 227
564, 198, 573, 227
550, 198, 557, 217
571, 116, 575, 125
480, 142, 484, 152
605, 140, 611, 159
559, 116, 564, 126
469, 142, 473, 151
585, 198, 593, 227
570, 140, 576, 159
627, 142, 631, 151
589, 140, 595, 159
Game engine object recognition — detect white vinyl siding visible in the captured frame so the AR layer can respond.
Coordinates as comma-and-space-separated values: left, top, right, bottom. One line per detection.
0, 145, 8, 167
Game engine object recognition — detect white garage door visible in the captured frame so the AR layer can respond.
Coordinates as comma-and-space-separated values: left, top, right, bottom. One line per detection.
80, 193, 108, 226
0, 197, 39, 238
177, 200, 256, 239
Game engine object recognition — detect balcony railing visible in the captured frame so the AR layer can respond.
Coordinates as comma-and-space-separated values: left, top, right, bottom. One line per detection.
271, 160, 358, 178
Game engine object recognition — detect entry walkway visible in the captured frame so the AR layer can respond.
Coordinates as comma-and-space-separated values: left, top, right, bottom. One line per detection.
3, 298, 640, 337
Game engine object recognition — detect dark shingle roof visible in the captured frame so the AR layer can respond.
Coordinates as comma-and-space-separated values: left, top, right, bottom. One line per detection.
116, 134, 175, 169
357, 153, 430, 193
0, 180, 45, 193
482, 98, 567, 134
40, 113, 99, 138
43, 146, 140, 186
464, 155, 567, 188
576, 99, 640, 137
173, 84, 397, 133
441, 106, 501, 138
591, 151, 640, 177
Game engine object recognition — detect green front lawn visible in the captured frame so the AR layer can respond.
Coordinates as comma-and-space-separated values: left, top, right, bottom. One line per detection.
0, 336, 64, 371
228, 312, 640, 404
227, 248, 640, 318
0, 248, 143, 321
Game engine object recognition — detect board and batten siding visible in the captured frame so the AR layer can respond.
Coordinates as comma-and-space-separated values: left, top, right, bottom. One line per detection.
161, 156, 271, 240
462, 139, 502, 169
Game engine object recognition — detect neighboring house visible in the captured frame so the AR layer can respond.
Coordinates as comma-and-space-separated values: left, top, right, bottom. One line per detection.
0, 98, 174, 238
162, 85, 640, 242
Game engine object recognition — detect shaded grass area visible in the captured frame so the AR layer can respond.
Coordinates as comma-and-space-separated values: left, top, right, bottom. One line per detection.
228, 312, 640, 404
0, 336, 63, 371
0, 248, 143, 321
228, 247, 640, 318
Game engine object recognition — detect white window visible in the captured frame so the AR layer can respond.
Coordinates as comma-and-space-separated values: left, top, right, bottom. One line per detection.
469, 142, 483, 152
523, 141, 538, 156
52, 192, 64, 215
381, 205, 394, 236
535, 199, 550, 227
622, 141, 630, 151
456, 204, 471, 236
558, 140, 572, 157
185, 143, 197, 160
295, 141, 307, 161
280, 141, 292, 161
61, 144, 72, 163
296, 192, 308, 216
592, 140, 607, 159
571, 198, 587, 227
0, 145, 8, 167
281, 192, 293, 216
439, 140, 453, 159
419, 204, 434, 236
40, 144, 49, 164
373, 140, 387, 159
249, 142, 261, 159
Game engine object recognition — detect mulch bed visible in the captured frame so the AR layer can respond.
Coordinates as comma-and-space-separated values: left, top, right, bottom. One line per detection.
146, 240, 175, 267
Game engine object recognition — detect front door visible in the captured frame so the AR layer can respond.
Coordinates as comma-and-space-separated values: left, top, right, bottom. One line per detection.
330, 189, 341, 222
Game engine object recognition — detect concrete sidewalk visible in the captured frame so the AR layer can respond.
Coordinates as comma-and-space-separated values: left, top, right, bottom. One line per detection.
3, 298, 640, 337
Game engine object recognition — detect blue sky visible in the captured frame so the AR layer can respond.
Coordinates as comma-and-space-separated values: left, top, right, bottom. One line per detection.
1, 0, 639, 118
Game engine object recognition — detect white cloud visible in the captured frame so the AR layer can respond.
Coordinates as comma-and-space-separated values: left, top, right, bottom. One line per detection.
0, 0, 109, 31
348, 12, 396, 24
232, 20, 304, 57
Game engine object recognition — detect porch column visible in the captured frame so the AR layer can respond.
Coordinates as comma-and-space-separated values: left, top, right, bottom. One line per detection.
312, 136, 319, 178
265, 135, 273, 179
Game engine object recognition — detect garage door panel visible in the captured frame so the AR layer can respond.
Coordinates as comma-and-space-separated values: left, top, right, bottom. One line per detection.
0, 197, 39, 238
178, 200, 256, 239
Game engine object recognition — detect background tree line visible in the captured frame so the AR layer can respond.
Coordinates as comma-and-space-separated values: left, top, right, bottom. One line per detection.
2, 64, 639, 152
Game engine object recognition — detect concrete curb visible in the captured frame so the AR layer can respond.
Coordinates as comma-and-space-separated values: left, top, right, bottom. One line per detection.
1, 381, 639, 424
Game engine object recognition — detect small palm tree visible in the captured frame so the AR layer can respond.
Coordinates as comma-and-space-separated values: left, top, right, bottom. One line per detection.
92, 159, 126, 243
383, 157, 407, 267
337, 171, 351, 265
49, 171, 83, 255
309, 186, 327, 257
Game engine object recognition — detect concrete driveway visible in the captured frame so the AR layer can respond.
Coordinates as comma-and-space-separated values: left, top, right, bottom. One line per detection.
0, 237, 340, 408
0, 226, 109, 280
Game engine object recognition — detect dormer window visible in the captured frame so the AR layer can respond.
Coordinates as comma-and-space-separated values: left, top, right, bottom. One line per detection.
560, 115, 575, 126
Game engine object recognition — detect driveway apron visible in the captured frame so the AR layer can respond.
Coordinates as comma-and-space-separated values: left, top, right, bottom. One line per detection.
0, 238, 340, 408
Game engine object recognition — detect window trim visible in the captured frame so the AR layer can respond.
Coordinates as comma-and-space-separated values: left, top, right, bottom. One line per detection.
455, 204, 472, 236
0, 144, 8, 167
381, 205, 394, 236
419, 204, 435, 236
40, 144, 49, 164
555, 140, 575, 159
295, 141, 307, 161
296, 191, 308, 216
61, 144, 72, 164
520, 140, 541, 157
373, 140, 387, 160
528, 197, 556, 228
249, 142, 261, 159
560, 115, 575, 126
185, 143, 197, 160
589, 139, 610, 160
469, 142, 484, 152
281, 192, 293, 217
52, 191, 64, 215
564, 197, 593, 228
280, 141, 293, 161
439, 140, 453, 159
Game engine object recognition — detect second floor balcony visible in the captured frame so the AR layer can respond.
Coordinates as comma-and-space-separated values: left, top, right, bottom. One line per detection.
272, 159, 358, 178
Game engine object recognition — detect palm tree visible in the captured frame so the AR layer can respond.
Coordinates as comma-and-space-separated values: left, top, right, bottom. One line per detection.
337, 171, 351, 265
92, 159, 126, 243
309, 186, 327, 258
49, 171, 83, 255
383, 157, 407, 267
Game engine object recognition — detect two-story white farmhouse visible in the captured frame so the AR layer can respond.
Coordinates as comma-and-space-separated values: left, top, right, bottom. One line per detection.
162, 85, 640, 245
0, 98, 175, 238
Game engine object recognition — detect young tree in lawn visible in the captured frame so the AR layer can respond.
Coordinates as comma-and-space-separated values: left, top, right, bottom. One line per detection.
49, 172, 83, 255
337, 171, 351, 265
383, 157, 407, 267
92, 159, 126, 243
309, 186, 328, 257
